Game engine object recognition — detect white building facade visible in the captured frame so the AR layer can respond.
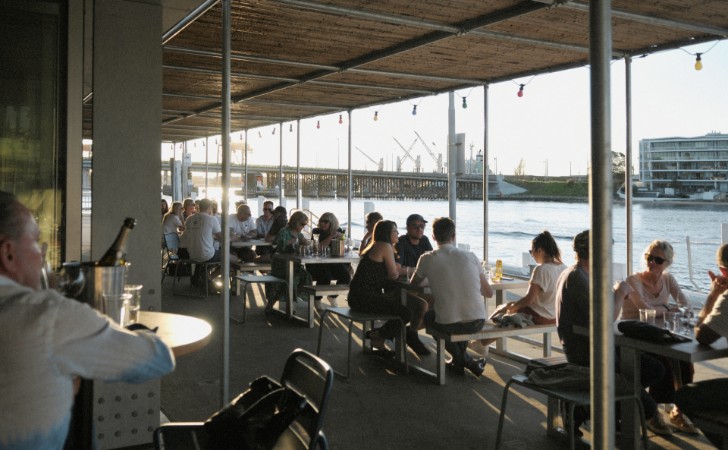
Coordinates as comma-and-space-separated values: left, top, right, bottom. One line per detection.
639, 132, 728, 195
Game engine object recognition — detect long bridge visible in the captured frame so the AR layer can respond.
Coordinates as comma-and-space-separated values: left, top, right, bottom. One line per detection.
161, 163, 495, 200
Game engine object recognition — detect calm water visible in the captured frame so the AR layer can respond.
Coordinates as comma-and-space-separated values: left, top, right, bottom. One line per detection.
247, 197, 726, 295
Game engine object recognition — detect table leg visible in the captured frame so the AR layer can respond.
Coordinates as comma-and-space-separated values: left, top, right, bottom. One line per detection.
619, 346, 641, 450
287, 259, 294, 319
495, 290, 508, 354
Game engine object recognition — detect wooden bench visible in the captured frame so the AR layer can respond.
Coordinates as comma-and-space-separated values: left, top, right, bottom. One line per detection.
423, 323, 558, 385
495, 374, 648, 450
298, 284, 350, 328
316, 306, 406, 379
233, 274, 287, 323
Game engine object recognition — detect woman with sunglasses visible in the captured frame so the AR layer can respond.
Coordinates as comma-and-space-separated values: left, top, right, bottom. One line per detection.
307, 212, 351, 309
266, 211, 313, 311
502, 230, 566, 325
623, 240, 698, 435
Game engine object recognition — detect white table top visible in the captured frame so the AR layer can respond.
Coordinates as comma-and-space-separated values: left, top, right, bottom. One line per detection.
230, 239, 273, 248
489, 277, 530, 290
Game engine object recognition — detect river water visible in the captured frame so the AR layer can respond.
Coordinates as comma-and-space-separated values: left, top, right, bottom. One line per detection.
244, 197, 726, 297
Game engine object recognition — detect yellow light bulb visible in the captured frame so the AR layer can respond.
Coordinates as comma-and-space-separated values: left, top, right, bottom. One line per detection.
695, 54, 703, 71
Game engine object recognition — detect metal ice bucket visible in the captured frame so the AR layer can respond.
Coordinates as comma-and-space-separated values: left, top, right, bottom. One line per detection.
80, 264, 127, 311
330, 239, 345, 257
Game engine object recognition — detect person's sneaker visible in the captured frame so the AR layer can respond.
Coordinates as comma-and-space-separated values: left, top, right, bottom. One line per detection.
647, 413, 673, 436
465, 358, 486, 378
669, 409, 699, 434
327, 295, 340, 307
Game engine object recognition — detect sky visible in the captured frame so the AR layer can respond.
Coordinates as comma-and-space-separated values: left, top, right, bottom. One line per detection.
167, 41, 728, 177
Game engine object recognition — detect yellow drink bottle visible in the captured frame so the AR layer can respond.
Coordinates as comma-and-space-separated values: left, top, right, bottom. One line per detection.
494, 259, 503, 282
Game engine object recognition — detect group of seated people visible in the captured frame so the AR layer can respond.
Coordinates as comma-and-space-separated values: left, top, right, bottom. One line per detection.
557, 231, 728, 443
162, 197, 287, 287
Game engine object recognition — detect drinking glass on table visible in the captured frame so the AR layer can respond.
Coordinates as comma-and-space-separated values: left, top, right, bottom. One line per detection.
639, 308, 656, 324
124, 284, 143, 324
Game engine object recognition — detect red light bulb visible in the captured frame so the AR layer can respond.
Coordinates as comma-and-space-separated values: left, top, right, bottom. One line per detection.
316, 120, 320, 129
517, 85, 524, 98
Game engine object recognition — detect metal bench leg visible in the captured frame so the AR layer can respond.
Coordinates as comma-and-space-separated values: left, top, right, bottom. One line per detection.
346, 317, 355, 379
495, 378, 516, 450
436, 338, 446, 386
543, 331, 552, 357
230, 281, 248, 324
316, 309, 330, 357
307, 292, 315, 328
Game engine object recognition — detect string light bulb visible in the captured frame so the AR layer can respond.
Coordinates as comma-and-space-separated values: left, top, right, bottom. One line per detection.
316, 120, 320, 129
374, 111, 379, 122
338, 114, 343, 124
257, 131, 262, 138
289, 124, 293, 132
695, 53, 703, 71
412, 105, 417, 116
462, 97, 468, 109
272, 127, 276, 135
517, 84, 525, 98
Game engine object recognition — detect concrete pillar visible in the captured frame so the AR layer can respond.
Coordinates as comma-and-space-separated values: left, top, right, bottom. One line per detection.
92, 0, 162, 310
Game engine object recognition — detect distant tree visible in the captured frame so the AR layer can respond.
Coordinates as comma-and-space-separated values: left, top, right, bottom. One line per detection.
513, 158, 526, 177
612, 151, 626, 177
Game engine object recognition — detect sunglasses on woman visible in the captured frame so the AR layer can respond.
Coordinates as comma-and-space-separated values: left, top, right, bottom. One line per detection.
645, 254, 666, 265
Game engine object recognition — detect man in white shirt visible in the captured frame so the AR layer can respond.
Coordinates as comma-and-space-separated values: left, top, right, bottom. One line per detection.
0, 191, 175, 449
410, 217, 493, 377
181, 198, 221, 284
256, 200, 275, 238
229, 204, 257, 262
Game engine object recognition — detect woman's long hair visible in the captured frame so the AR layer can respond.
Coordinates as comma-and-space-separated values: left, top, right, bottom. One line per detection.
318, 212, 340, 238
532, 230, 562, 264
360, 220, 397, 257
162, 201, 183, 224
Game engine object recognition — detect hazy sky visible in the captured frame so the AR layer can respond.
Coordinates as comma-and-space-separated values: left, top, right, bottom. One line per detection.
171, 41, 727, 177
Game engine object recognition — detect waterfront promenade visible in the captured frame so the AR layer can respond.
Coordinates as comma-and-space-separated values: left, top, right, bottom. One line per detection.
156, 279, 721, 449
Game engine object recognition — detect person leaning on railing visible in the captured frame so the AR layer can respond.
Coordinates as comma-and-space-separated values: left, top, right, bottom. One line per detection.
0, 191, 175, 449
675, 243, 728, 448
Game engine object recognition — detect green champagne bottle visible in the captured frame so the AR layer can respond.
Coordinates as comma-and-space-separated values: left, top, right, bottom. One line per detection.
97, 217, 136, 266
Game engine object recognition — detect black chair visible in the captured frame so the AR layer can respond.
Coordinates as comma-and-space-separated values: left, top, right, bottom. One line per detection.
154, 349, 334, 450
162, 232, 189, 288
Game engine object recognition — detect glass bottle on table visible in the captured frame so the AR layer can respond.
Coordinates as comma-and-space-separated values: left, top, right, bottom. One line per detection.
98, 217, 136, 266
493, 259, 503, 282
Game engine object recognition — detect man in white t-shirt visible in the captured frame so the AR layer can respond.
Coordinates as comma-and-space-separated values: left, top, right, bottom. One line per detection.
181, 198, 221, 284
675, 244, 728, 448
228, 204, 257, 262
410, 217, 493, 377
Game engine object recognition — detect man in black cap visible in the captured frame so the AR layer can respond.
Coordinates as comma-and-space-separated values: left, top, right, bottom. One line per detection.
396, 214, 433, 269
395, 213, 434, 356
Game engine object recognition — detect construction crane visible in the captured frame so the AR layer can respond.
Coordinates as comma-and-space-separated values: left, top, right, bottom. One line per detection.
355, 146, 384, 171
414, 130, 443, 173
392, 137, 421, 172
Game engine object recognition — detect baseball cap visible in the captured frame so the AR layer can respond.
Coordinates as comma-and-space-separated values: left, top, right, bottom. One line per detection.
406, 214, 428, 225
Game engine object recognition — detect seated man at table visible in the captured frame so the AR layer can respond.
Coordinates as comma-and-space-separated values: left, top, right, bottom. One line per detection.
410, 217, 493, 376
675, 243, 728, 448
395, 213, 434, 355
0, 191, 175, 449
229, 204, 257, 262
180, 198, 222, 286
556, 230, 670, 436
255, 200, 275, 258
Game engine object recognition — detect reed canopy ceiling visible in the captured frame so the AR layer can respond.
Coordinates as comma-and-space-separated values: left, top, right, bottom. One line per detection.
90, 0, 728, 143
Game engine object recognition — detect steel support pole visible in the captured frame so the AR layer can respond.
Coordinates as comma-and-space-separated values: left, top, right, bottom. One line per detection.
296, 121, 302, 208
483, 84, 489, 264
220, 0, 231, 406
244, 129, 248, 203
447, 92, 456, 223
347, 110, 353, 237
625, 56, 633, 274
589, 1, 614, 448
279, 124, 284, 205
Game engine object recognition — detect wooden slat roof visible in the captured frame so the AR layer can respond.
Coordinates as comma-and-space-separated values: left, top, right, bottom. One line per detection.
84, 0, 728, 142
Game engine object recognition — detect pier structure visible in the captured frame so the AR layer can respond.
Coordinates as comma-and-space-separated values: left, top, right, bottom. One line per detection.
162, 162, 495, 200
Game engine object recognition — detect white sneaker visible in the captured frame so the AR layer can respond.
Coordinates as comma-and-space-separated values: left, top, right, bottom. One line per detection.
647, 412, 673, 436
327, 295, 340, 307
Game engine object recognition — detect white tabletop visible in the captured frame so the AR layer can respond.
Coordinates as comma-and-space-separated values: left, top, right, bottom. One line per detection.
230, 239, 273, 248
